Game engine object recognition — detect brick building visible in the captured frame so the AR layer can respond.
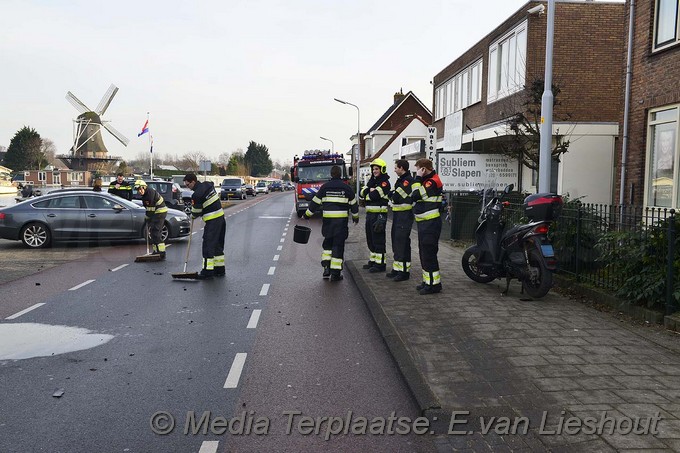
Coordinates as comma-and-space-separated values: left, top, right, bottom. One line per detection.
432, 0, 625, 203
618, 0, 680, 208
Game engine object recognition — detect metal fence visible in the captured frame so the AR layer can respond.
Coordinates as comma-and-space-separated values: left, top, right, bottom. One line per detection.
448, 192, 679, 314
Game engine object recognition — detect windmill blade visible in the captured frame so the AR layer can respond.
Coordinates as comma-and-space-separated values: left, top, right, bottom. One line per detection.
66, 91, 91, 114
96, 84, 119, 116
102, 122, 130, 147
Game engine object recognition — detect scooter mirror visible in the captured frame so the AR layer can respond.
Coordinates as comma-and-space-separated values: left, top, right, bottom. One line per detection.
504, 184, 514, 194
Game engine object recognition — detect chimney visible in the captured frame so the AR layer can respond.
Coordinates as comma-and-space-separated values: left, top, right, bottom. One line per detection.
393, 88, 405, 104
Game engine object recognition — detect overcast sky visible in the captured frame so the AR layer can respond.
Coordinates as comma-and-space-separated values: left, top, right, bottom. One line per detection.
0, 0, 607, 167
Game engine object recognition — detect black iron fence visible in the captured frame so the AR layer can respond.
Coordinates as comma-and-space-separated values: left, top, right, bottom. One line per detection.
448, 192, 679, 315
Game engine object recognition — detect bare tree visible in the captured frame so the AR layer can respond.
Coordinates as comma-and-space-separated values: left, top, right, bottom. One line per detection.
180, 151, 207, 172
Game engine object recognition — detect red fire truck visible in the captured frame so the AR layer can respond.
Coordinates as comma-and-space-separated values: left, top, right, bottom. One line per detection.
291, 150, 350, 218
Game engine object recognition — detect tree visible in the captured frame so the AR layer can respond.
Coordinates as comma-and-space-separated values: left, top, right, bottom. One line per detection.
495, 79, 571, 171
227, 150, 248, 175
179, 151, 207, 172
4, 126, 44, 171
244, 141, 273, 177
41, 138, 59, 168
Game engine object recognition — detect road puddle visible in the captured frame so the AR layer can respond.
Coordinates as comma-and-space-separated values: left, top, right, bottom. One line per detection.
0, 323, 114, 360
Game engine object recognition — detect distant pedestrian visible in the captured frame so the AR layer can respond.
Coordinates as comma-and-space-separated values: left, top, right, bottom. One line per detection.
108, 173, 132, 200
411, 158, 443, 295
305, 165, 359, 281
387, 159, 414, 282
360, 158, 391, 273
183, 173, 226, 279
92, 178, 103, 192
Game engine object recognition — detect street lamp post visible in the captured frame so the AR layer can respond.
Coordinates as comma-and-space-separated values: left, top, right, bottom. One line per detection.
334, 98, 360, 195
319, 136, 334, 153
538, 0, 555, 193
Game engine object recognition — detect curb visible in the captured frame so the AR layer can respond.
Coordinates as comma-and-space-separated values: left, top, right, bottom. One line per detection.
346, 260, 441, 415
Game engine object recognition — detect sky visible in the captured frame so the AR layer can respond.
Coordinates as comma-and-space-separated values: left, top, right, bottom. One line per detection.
1, 0, 556, 167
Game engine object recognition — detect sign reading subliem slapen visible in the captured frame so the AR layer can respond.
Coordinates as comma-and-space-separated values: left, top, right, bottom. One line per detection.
438, 153, 519, 191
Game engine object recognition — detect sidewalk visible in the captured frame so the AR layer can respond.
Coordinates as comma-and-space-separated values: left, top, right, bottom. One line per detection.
344, 219, 680, 451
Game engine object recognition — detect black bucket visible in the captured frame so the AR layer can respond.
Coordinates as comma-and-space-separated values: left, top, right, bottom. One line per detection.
293, 225, 311, 244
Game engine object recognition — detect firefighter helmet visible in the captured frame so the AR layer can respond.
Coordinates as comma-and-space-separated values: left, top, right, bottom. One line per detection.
134, 180, 147, 190
371, 158, 387, 174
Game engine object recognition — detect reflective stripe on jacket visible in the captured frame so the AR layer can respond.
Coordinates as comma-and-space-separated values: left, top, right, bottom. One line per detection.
191, 181, 224, 221
360, 173, 390, 213
305, 178, 359, 220
142, 188, 168, 217
390, 173, 414, 212
410, 171, 443, 222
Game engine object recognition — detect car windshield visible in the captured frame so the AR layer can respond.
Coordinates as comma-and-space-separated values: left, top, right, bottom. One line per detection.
256, 182, 266, 187
222, 179, 241, 186
297, 165, 343, 182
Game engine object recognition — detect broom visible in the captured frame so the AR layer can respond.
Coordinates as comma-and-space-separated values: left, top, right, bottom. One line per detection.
135, 223, 162, 263
172, 218, 199, 279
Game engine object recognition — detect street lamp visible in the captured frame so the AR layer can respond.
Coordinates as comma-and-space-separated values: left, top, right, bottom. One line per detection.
538, 0, 555, 193
334, 98, 360, 195
319, 136, 334, 153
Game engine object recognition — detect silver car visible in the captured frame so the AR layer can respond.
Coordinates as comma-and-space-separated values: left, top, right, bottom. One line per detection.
0, 190, 190, 248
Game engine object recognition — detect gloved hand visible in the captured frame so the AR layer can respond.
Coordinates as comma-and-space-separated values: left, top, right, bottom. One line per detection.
352, 217, 359, 225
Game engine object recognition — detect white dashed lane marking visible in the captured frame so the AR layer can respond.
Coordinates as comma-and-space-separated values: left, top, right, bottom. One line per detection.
111, 264, 128, 272
5, 303, 45, 320
69, 280, 95, 291
277, 246, 282, 251
198, 440, 219, 453
273, 255, 279, 261
247, 310, 262, 329
259, 284, 270, 296
268, 267, 276, 275
224, 353, 247, 388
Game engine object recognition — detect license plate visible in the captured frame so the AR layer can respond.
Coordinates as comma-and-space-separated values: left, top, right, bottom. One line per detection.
299, 202, 309, 208
541, 244, 555, 257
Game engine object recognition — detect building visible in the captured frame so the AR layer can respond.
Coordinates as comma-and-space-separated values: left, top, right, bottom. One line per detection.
432, 0, 625, 203
357, 89, 433, 183
18, 169, 92, 188
618, 0, 680, 208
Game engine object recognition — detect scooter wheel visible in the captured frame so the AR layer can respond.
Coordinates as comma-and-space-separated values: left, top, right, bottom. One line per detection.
522, 248, 553, 298
462, 246, 495, 283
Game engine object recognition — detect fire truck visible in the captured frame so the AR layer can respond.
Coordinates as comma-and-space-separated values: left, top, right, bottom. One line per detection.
291, 150, 350, 218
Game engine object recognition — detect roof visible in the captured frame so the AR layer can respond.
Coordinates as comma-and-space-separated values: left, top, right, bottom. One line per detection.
366, 91, 432, 134
361, 116, 430, 165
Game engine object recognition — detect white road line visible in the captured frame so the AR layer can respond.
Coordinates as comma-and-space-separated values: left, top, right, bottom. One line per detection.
247, 310, 262, 329
277, 245, 282, 251
111, 264, 128, 272
284, 228, 288, 231
198, 440, 219, 453
282, 232, 287, 237
224, 353, 248, 388
192, 231, 199, 234
259, 284, 270, 296
268, 266, 276, 275
6, 303, 45, 320
273, 255, 279, 261
280, 238, 285, 243
69, 280, 95, 291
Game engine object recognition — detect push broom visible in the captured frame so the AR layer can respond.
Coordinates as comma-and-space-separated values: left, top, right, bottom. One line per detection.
172, 218, 199, 279
135, 224, 162, 263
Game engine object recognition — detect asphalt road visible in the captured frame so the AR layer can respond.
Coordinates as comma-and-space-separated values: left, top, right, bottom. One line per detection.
0, 192, 431, 452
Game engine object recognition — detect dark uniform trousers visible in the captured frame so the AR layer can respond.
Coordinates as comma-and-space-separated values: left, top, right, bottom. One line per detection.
391, 210, 413, 273
418, 216, 442, 280
322, 220, 349, 273
148, 213, 166, 252
365, 212, 386, 265
203, 216, 226, 271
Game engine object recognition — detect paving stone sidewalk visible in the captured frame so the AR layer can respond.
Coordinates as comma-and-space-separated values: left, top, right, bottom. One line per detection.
343, 217, 680, 452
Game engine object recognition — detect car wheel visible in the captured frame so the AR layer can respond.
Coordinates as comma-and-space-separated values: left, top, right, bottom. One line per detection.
20, 222, 52, 248
242, 193, 246, 200
147, 223, 170, 243
184, 201, 192, 214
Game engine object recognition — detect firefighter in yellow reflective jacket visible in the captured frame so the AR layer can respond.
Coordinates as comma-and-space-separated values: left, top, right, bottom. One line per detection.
304, 165, 359, 281
410, 158, 443, 295
135, 180, 168, 260
387, 159, 415, 282
184, 173, 226, 280
359, 158, 391, 273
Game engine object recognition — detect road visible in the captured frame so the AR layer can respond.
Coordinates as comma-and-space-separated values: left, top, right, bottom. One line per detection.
0, 192, 431, 452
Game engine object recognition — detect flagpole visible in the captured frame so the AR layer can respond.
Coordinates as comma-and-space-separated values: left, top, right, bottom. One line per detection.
147, 112, 153, 179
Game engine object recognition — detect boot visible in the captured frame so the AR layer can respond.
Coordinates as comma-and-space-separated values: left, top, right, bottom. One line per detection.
196, 269, 214, 280
322, 266, 331, 279
392, 272, 410, 282
214, 266, 226, 276
415, 282, 426, 291
368, 264, 386, 273
362, 262, 373, 269
385, 270, 398, 279
419, 283, 442, 295
330, 272, 344, 282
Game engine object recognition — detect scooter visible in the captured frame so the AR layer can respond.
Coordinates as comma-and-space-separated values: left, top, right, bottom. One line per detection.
461, 184, 563, 298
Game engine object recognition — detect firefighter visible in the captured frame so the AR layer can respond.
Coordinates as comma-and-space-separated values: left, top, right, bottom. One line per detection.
387, 159, 414, 282
360, 158, 391, 273
410, 158, 443, 295
304, 165, 359, 281
183, 173, 226, 279
108, 173, 133, 200
135, 180, 167, 260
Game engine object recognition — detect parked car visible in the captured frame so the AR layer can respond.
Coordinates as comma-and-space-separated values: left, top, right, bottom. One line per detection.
130, 180, 183, 211
244, 184, 256, 197
0, 191, 190, 248
284, 182, 295, 191
220, 178, 246, 200
255, 181, 269, 194
270, 181, 283, 192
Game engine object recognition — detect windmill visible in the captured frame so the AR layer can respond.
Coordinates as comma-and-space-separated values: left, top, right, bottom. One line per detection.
58, 84, 129, 172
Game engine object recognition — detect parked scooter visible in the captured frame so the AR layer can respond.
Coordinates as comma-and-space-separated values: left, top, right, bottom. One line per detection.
461, 184, 563, 298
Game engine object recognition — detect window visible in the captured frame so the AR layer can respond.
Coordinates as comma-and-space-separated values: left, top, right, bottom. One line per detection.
654, 0, 679, 51
53, 173, 61, 185
38, 171, 46, 182
487, 21, 528, 103
84, 195, 119, 209
434, 59, 483, 120
67, 172, 84, 182
34, 195, 82, 209
646, 106, 679, 207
